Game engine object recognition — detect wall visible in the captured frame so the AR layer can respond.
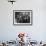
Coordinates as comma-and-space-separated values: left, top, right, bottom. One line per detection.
0, 0, 46, 42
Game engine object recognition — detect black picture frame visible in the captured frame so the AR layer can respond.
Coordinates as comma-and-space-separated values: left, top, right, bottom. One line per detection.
13, 10, 33, 26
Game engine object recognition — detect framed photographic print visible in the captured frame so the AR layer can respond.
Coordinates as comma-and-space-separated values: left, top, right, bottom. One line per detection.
13, 10, 33, 25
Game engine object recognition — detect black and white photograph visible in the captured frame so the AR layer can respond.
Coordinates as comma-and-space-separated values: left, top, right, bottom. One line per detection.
13, 10, 32, 25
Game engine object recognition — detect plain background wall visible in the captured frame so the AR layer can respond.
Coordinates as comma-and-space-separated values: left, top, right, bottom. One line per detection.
0, 0, 46, 42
